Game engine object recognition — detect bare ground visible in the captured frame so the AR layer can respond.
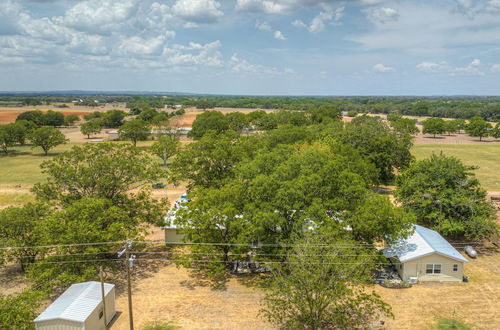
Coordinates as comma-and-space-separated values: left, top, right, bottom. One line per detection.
109, 263, 272, 330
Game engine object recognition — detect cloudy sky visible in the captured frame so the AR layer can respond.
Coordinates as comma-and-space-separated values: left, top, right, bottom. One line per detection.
1, 0, 500, 95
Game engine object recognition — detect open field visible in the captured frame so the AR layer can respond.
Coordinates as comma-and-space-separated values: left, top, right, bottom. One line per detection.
0, 103, 127, 122
412, 144, 500, 191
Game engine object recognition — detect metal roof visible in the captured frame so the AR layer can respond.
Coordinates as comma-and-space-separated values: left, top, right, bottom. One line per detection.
34, 281, 114, 323
383, 225, 469, 263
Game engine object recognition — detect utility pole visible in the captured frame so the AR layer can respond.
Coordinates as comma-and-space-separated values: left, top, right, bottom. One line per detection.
99, 266, 108, 329
118, 242, 135, 330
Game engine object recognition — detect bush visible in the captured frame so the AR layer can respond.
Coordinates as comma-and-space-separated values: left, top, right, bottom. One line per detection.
142, 321, 177, 330
435, 318, 472, 330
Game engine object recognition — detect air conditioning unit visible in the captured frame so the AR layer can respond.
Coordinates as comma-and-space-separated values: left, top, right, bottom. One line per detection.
408, 277, 418, 284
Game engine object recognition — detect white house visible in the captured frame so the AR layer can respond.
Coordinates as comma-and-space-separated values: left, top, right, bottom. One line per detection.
383, 225, 469, 282
163, 193, 189, 244
34, 281, 116, 330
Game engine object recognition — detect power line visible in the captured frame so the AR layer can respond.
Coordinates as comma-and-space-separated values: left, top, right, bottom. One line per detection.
0, 239, 485, 250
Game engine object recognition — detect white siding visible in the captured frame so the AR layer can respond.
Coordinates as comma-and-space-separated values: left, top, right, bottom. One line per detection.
401, 253, 464, 282
35, 320, 82, 330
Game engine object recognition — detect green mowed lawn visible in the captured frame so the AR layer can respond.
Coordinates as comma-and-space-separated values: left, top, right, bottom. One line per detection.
0, 143, 79, 185
412, 144, 500, 191
0, 141, 162, 186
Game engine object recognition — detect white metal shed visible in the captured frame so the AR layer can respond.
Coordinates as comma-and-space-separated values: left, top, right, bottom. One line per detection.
34, 281, 116, 330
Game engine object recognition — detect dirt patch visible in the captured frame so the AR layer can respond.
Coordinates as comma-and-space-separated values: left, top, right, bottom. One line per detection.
110, 263, 272, 330
0, 264, 29, 295
0, 110, 92, 124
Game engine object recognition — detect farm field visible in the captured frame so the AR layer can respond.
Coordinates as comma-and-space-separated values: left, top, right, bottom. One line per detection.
412, 144, 500, 191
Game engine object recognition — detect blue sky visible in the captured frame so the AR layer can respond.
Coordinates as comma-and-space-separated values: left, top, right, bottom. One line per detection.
1, 0, 500, 95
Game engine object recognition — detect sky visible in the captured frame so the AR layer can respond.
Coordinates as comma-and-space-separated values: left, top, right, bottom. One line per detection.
0, 0, 500, 95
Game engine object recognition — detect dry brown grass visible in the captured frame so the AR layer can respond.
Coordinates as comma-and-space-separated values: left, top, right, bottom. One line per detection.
109, 263, 273, 330
374, 252, 500, 330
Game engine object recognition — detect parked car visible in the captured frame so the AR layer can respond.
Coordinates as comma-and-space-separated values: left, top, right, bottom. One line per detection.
464, 245, 477, 258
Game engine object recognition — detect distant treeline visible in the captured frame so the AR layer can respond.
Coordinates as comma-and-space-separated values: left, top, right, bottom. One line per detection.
2, 95, 499, 121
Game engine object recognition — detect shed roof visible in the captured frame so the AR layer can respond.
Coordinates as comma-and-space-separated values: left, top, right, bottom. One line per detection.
34, 281, 114, 323
383, 225, 468, 263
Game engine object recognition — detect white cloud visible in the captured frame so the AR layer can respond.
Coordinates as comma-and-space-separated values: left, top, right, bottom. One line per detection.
63, 0, 139, 35
367, 7, 399, 24
255, 21, 272, 31
274, 30, 286, 40
373, 63, 394, 72
172, 0, 223, 23
292, 6, 344, 33
117, 33, 174, 56
228, 53, 294, 75
236, 0, 326, 14
348, 2, 500, 52
484, 0, 500, 13
255, 21, 286, 40
0, 0, 27, 35
491, 64, 500, 72
416, 59, 484, 76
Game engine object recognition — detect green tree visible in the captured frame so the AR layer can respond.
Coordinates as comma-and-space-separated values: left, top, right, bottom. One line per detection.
32, 143, 161, 203
0, 290, 43, 329
170, 131, 247, 189
422, 118, 446, 138
389, 118, 419, 135
188, 110, 230, 139
16, 110, 45, 127
454, 118, 467, 133
0, 203, 48, 271
64, 114, 80, 126
119, 119, 150, 146
138, 108, 159, 122
26, 196, 165, 290
29, 126, 68, 155
260, 232, 392, 329
226, 112, 248, 132
80, 119, 102, 138
395, 153, 497, 239
150, 135, 180, 168
0, 124, 24, 154
101, 110, 126, 128
15, 119, 37, 137
43, 110, 65, 127
349, 193, 415, 243
308, 106, 342, 124
492, 122, 500, 139
339, 115, 414, 184
444, 120, 459, 136
465, 116, 492, 141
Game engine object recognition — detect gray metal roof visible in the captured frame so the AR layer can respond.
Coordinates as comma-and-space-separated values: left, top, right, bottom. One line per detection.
34, 281, 114, 323
383, 225, 469, 263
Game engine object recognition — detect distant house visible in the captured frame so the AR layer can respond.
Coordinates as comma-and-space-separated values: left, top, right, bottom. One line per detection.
34, 281, 116, 330
163, 193, 189, 244
383, 225, 468, 282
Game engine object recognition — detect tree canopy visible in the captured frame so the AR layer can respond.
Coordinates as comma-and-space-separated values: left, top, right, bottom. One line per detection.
118, 119, 150, 146
422, 118, 446, 138
465, 116, 492, 141
33, 143, 162, 203
395, 153, 497, 239
29, 126, 68, 155
260, 232, 392, 329
188, 110, 230, 139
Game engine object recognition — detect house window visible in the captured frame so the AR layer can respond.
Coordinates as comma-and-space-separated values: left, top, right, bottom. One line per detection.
453, 264, 458, 272
426, 264, 442, 274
